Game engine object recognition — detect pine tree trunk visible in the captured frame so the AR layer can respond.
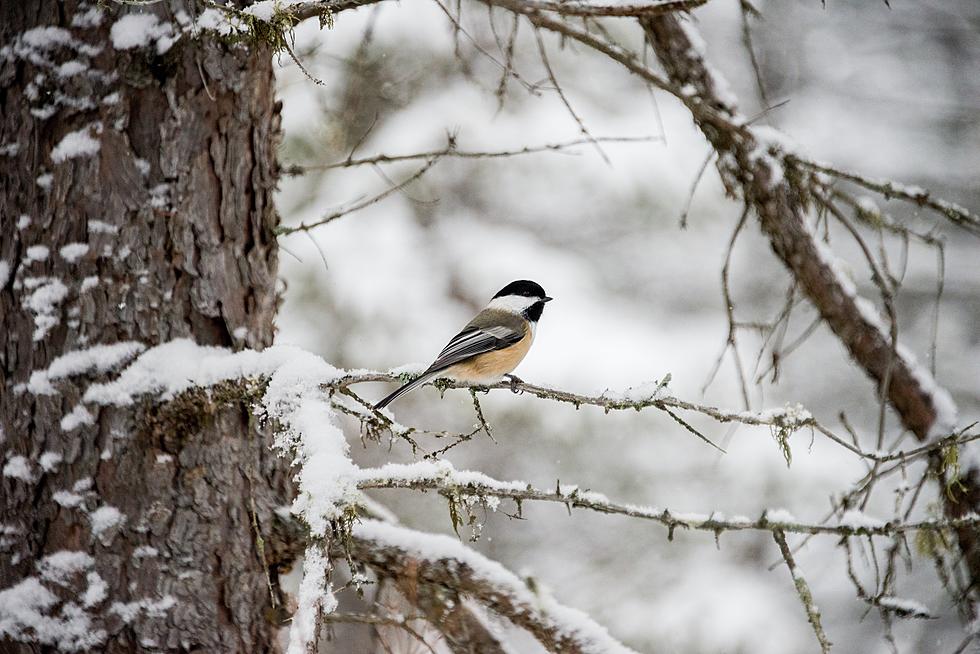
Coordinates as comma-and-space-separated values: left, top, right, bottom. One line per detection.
1, 2, 292, 651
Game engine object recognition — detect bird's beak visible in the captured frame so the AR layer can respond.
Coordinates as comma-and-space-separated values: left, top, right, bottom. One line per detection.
542, 296, 553, 303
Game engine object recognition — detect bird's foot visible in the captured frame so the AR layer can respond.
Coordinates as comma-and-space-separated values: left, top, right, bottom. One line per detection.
504, 374, 523, 394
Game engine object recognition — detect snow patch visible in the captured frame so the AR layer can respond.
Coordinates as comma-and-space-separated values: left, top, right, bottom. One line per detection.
87, 220, 118, 235
24, 278, 68, 341
133, 546, 159, 559
88, 505, 123, 538
839, 509, 885, 530
37, 551, 94, 585
59, 243, 89, 263
878, 596, 932, 619
55, 60, 87, 78
53, 491, 85, 508
24, 245, 50, 263
51, 126, 100, 163
72, 8, 105, 29
110, 14, 178, 54
60, 405, 94, 431
0, 576, 107, 650
109, 595, 176, 624
29, 341, 146, 395
765, 509, 797, 524
83, 339, 338, 406
287, 546, 336, 654
81, 572, 107, 608
38, 452, 62, 472
3, 456, 34, 483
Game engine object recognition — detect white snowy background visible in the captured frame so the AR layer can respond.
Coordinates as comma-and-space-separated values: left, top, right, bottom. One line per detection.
270, 1, 980, 652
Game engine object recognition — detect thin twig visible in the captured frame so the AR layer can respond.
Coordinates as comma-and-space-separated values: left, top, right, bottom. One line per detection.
276, 156, 442, 235
773, 529, 833, 653
533, 26, 610, 164
284, 135, 659, 174
791, 157, 980, 235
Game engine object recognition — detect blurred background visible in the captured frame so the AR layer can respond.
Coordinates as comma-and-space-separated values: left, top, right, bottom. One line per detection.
272, 1, 980, 652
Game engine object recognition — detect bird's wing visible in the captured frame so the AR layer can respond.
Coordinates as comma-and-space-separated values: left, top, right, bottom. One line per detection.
375, 311, 526, 409
427, 320, 524, 373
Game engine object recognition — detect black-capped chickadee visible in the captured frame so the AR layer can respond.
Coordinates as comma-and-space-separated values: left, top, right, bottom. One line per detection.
374, 280, 553, 409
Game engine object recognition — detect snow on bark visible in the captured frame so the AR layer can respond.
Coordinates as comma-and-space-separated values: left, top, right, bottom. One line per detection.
50, 125, 100, 163
109, 14, 178, 54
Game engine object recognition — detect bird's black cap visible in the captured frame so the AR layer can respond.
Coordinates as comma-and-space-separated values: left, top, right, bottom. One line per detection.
493, 280, 548, 299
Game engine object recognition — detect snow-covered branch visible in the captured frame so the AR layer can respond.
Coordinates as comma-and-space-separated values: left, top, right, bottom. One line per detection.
347, 520, 641, 654
355, 460, 980, 539
331, 371, 978, 464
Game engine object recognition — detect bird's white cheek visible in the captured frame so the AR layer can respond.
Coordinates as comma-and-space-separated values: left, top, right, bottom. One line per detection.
487, 295, 537, 313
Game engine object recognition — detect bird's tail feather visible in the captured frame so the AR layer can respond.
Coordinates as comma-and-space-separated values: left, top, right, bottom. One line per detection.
374, 369, 441, 410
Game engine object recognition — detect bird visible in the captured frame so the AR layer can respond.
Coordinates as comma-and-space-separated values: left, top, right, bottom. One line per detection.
374, 280, 553, 410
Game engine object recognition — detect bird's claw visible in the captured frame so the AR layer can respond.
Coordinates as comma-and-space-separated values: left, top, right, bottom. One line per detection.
505, 374, 523, 394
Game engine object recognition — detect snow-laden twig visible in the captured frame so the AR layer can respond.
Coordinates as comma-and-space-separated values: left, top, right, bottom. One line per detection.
791, 156, 980, 236
355, 459, 980, 538
333, 371, 978, 465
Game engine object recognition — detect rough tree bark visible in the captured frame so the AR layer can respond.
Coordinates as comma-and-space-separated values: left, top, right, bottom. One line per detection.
1, 2, 293, 651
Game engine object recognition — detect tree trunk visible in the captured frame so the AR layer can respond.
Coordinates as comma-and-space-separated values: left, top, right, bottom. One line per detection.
1, 2, 292, 651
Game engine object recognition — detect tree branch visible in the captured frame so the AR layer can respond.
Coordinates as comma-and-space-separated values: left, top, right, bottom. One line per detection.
275, 156, 442, 235
347, 520, 641, 654
355, 461, 980, 539
334, 372, 978, 464
640, 15, 957, 442
773, 530, 833, 653
283, 134, 659, 174
514, 0, 707, 18
641, 11, 978, 610
790, 156, 980, 236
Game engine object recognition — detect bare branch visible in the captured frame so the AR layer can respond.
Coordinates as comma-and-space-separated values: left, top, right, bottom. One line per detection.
514, 0, 707, 18
533, 26, 610, 163
276, 156, 442, 235
283, 135, 659, 174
